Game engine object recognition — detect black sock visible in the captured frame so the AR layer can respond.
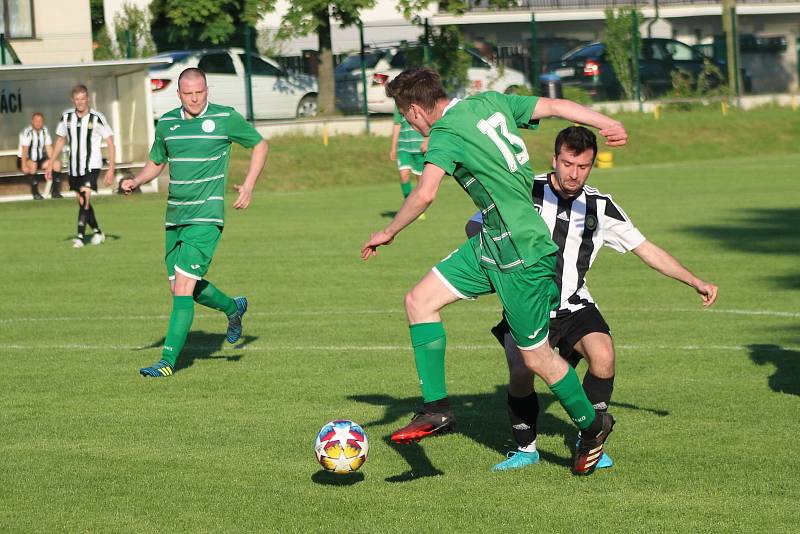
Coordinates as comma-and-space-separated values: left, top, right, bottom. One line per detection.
86, 205, 101, 233
583, 372, 614, 412
77, 207, 87, 239
423, 397, 451, 414
507, 391, 539, 449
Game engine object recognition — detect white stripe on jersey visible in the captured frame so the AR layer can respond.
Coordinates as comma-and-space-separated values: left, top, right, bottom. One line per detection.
533, 173, 645, 317
18, 126, 50, 161
58, 108, 113, 176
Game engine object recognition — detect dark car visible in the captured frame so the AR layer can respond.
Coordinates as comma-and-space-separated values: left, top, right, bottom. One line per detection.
548, 38, 748, 100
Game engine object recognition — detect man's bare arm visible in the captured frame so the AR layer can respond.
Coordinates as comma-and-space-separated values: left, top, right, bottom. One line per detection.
120, 160, 166, 193
532, 98, 628, 147
632, 240, 718, 307
232, 139, 269, 210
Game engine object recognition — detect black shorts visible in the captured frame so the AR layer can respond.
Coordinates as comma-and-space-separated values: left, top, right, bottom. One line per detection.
69, 169, 100, 192
16, 157, 48, 171
491, 305, 611, 367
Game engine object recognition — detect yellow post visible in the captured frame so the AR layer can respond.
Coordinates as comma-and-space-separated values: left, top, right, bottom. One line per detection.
653, 104, 661, 120
792, 95, 798, 111
596, 151, 614, 169
322, 123, 329, 146
721, 101, 728, 116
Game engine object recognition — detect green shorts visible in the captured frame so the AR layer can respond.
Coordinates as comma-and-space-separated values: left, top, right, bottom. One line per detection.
397, 151, 424, 176
165, 224, 223, 281
433, 237, 559, 349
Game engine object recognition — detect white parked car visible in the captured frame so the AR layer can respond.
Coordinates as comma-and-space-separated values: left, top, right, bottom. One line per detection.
335, 46, 530, 114
149, 48, 318, 120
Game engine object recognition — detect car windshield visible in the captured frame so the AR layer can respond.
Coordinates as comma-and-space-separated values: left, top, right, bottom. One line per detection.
335, 51, 385, 73
149, 51, 194, 71
563, 43, 605, 61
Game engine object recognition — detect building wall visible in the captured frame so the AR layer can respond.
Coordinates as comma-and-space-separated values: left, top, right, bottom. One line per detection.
9, 0, 93, 64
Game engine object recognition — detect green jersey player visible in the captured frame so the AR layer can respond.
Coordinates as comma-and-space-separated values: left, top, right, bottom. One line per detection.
361, 68, 628, 474
389, 106, 428, 201
121, 68, 268, 377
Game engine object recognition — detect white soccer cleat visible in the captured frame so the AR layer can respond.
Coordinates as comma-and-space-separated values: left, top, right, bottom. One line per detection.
90, 232, 106, 245
72, 238, 85, 248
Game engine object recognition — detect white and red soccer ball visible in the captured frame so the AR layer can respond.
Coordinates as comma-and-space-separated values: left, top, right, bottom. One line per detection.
314, 420, 369, 474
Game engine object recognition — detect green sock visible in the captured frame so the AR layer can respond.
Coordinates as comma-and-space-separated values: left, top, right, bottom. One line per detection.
400, 181, 412, 198
161, 295, 195, 367
409, 322, 447, 402
548, 366, 597, 431
193, 279, 237, 316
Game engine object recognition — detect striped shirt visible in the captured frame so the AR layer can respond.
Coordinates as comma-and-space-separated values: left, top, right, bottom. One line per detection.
55, 108, 114, 177
149, 102, 262, 228
533, 173, 646, 317
18, 126, 52, 161
393, 107, 424, 154
470, 172, 646, 316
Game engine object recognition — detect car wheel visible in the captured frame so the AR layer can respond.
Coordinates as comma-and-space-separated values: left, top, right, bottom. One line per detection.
296, 94, 318, 118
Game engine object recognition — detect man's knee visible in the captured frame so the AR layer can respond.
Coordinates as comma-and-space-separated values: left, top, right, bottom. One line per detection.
580, 335, 615, 378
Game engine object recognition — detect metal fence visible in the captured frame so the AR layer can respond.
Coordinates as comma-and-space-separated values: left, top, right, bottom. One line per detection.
462, 0, 791, 10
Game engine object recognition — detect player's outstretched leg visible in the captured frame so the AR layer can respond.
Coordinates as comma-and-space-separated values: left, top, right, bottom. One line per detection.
226, 296, 247, 344
140, 295, 194, 378
391, 322, 454, 444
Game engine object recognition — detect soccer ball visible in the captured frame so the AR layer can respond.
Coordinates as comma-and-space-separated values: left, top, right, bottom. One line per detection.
314, 420, 369, 474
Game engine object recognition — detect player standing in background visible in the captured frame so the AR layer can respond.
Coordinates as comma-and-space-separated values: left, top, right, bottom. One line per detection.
467, 126, 718, 471
18, 112, 62, 200
121, 68, 268, 378
47, 85, 116, 248
389, 105, 428, 211
362, 68, 628, 474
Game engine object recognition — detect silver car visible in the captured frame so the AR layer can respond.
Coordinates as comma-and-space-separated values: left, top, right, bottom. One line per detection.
335, 46, 530, 114
149, 48, 318, 120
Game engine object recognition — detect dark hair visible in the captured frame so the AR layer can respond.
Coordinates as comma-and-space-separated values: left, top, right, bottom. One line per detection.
386, 67, 447, 113
178, 67, 207, 89
554, 126, 598, 160
71, 84, 89, 96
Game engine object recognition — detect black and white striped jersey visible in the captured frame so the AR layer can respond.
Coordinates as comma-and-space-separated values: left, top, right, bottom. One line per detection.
55, 108, 114, 177
532, 172, 646, 318
18, 126, 52, 161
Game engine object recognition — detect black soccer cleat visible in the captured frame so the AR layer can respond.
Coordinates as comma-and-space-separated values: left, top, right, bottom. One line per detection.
573, 411, 615, 475
390, 409, 455, 444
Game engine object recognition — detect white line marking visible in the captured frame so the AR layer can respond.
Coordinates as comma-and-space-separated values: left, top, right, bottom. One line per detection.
1, 306, 798, 325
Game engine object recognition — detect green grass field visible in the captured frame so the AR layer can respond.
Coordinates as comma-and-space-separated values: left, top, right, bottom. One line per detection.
1, 120, 799, 531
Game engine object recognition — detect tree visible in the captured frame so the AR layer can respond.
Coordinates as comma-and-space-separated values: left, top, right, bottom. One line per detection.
604, 7, 642, 100
149, 0, 274, 51
113, 2, 157, 58
278, 1, 376, 116
404, 26, 471, 93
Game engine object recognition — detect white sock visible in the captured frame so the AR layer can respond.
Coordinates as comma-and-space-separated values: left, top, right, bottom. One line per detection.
518, 440, 537, 453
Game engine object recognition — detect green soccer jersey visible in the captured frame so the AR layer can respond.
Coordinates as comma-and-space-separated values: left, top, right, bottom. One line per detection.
393, 106, 424, 154
424, 91, 558, 272
150, 103, 263, 227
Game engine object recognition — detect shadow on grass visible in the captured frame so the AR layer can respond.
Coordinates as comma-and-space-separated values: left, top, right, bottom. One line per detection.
63, 233, 122, 243
352, 385, 671, 480
138, 331, 257, 373
310, 471, 365, 486
380, 210, 398, 219
748, 344, 800, 397
683, 207, 800, 290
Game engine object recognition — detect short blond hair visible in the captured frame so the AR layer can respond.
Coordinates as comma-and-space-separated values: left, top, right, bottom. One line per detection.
71, 84, 89, 97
